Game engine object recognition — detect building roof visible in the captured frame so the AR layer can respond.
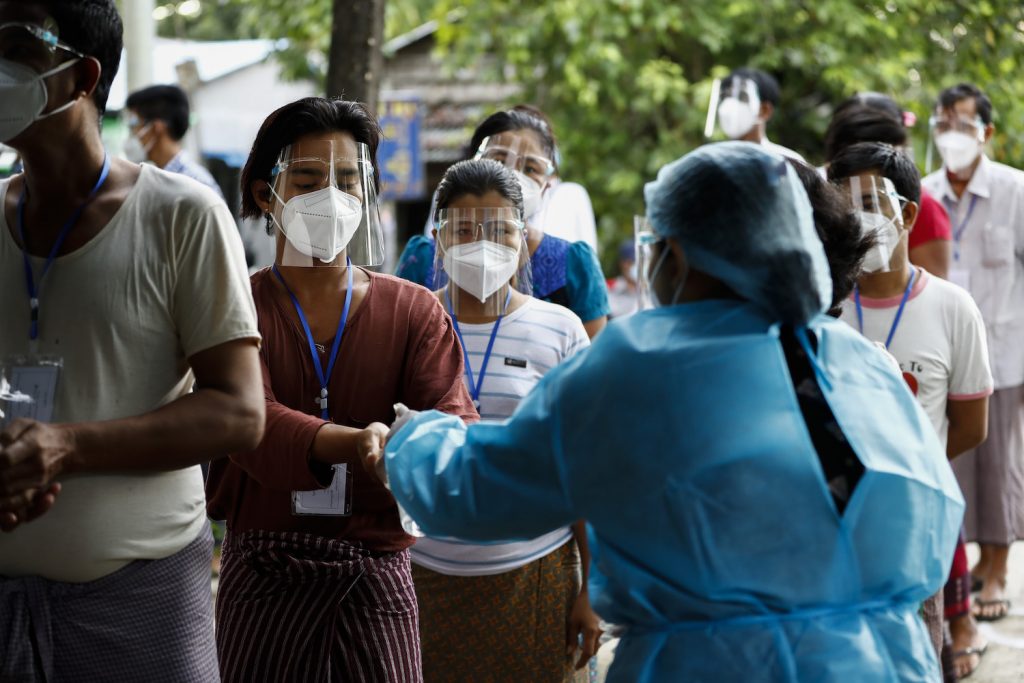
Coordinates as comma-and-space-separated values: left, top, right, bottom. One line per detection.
107, 38, 280, 111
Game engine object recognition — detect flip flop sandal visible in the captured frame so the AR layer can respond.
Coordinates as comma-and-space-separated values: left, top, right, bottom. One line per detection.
970, 575, 983, 593
973, 598, 1011, 622
952, 644, 988, 679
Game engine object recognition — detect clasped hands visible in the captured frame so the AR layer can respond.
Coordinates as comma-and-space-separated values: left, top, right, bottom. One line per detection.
0, 418, 69, 532
355, 404, 419, 486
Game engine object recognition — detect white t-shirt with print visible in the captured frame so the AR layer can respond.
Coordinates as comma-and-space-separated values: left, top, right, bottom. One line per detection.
0, 165, 259, 582
840, 267, 993, 446
411, 296, 590, 577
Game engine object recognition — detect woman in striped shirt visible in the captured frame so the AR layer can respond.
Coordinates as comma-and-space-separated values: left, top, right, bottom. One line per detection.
410, 158, 602, 681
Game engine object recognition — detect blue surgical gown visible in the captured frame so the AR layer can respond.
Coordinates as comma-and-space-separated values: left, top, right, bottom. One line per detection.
385, 300, 964, 682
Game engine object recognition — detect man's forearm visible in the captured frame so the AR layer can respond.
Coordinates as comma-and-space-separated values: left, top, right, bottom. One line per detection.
63, 386, 264, 474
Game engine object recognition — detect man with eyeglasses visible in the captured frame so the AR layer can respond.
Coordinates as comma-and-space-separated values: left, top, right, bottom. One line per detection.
0, 1, 264, 679
923, 82, 1024, 625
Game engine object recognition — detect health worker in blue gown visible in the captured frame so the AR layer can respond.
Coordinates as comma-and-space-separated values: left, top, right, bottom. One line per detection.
374, 142, 964, 682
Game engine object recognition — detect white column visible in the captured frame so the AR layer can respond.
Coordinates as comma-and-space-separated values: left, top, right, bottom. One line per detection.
123, 0, 155, 92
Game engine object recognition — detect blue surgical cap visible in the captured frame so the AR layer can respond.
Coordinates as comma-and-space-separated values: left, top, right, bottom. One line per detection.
644, 142, 831, 324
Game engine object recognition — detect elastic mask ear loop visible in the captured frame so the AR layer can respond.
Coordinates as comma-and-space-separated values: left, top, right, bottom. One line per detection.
670, 265, 689, 305
134, 122, 155, 152
34, 59, 82, 121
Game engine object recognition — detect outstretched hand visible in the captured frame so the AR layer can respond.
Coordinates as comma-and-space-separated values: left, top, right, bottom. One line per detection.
357, 422, 390, 482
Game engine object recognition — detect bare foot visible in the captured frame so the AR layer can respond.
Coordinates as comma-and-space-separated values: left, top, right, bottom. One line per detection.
949, 613, 988, 678
973, 576, 1010, 621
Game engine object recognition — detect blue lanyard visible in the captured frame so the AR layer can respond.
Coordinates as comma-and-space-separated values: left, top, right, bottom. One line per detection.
446, 288, 513, 407
943, 194, 978, 262
854, 268, 917, 350
272, 261, 354, 420
17, 155, 111, 341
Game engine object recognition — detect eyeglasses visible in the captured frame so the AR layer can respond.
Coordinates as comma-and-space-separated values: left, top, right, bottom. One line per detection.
928, 114, 985, 138
0, 22, 85, 59
440, 219, 525, 244
476, 146, 555, 185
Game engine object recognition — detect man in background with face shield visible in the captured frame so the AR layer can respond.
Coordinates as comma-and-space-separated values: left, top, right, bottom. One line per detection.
923, 83, 1024, 623
124, 83, 224, 198
716, 67, 805, 162
366, 142, 964, 682
0, 1, 265, 680
832, 142, 992, 673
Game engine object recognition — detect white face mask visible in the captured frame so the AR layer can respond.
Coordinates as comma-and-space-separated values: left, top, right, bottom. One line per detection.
272, 186, 363, 263
717, 97, 760, 140
858, 211, 902, 273
935, 131, 982, 174
0, 57, 80, 144
122, 123, 153, 164
442, 240, 521, 303
513, 170, 543, 221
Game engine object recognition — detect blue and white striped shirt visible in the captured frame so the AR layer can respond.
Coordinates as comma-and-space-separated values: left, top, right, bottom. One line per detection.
410, 297, 590, 576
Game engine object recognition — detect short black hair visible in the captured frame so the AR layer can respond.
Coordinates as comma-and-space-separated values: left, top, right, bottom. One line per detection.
937, 82, 993, 125
723, 67, 780, 107
466, 107, 557, 161
126, 85, 190, 140
824, 92, 907, 162
240, 97, 382, 223
40, 0, 123, 116
827, 142, 921, 205
788, 160, 873, 314
434, 159, 524, 221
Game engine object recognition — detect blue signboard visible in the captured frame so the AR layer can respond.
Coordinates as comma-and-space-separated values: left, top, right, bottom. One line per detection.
378, 99, 425, 201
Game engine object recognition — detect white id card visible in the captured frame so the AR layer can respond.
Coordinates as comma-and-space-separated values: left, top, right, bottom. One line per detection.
292, 463, 352, 516
950, 268, 972, 292
2, 356, 62, 424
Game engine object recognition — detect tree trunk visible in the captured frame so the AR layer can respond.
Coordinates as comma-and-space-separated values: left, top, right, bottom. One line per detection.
325, 0, 386, 112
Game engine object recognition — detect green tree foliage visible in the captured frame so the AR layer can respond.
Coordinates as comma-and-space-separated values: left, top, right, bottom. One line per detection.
151, 0, 437, 85
430, 0, 1024, 265
147, 0, 1024, 266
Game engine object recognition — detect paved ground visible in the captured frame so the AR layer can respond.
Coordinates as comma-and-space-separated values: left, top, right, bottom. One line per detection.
972, 544, 1024, 682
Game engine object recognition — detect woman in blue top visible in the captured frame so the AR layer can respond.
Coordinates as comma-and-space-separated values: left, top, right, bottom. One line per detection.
395, 108, 609, 337
372, 143, 964, 682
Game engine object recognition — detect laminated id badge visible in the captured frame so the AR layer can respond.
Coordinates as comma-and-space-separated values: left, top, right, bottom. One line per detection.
292, 463, 353, 516
1, 355, 62, 424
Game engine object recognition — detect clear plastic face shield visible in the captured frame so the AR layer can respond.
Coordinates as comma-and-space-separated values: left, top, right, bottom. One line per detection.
927, 112, 985, 175
268, 138, 385, 267
839, 175, 907, 274
634, 215, 660, 310
434, 207, 533, 317
474, 134, 555, 221
706, 77, 762, 140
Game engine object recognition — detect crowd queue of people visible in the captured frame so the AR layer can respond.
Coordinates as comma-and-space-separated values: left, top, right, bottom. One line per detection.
1, 1, 1023, 682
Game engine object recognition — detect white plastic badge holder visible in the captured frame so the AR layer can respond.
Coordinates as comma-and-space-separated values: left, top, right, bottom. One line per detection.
2, 355, 62, 424
292, 463, 353, 516
0, 373, 34, 420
